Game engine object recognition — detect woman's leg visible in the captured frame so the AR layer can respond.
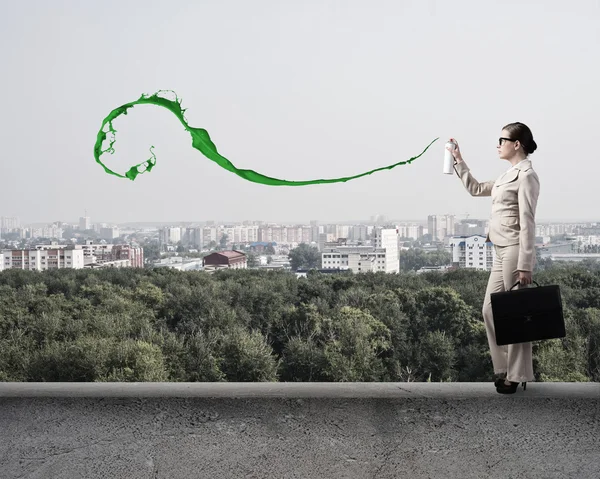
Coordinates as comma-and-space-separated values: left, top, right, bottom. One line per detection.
501, 244, 535, 383
482, 245, 509, 375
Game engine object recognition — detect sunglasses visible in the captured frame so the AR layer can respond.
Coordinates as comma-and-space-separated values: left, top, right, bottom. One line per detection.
498, 137, 517, 146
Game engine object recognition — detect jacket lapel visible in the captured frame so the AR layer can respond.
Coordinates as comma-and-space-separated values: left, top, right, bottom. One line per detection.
495, 168, 520, 186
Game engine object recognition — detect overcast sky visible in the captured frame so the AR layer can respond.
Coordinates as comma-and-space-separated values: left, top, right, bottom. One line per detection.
1, 0, 598, 225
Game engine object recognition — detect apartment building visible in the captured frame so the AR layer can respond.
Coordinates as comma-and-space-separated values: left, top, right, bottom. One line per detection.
428, 215, 456, 241
99, 227, 119, 240
35, 242, 144, 268
79, 216, 91, 231
160, 227, 181, 244
112, 244, 144, 268
455, 219, 487, 237
396, 223, 422, 240
449, 235, 494, 271
0, 216, 20, 234
375, 228, 399, 271
258, 225, 311, 245
321, 228, 399, 273
2, 248, 85, 271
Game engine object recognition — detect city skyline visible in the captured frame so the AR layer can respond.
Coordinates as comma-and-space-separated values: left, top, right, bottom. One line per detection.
3, 213, 600, 228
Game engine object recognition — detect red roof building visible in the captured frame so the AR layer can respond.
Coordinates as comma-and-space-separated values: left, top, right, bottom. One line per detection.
203, 250, 247, 270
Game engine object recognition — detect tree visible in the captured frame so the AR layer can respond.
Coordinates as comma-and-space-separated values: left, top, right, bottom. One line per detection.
219, 234, 229, 250
1, 264, 599, 383
279, 337, 328, 381
0, 232, 19, 241
216, 327, 279, 381
400, 248, 452, 272
143, 243, 161, 262
80, 229, 100, 241
247, 253, 258, 268
416, 330, 457, 382
322, 307, 390, 381
289, 243, 321, 271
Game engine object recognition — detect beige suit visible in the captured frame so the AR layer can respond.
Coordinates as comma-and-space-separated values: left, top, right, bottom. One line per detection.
454, 158, 540, 271
454, 158, 540, 383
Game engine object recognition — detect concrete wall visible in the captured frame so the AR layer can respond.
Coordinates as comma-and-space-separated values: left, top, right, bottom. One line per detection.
1, 383, 599, 479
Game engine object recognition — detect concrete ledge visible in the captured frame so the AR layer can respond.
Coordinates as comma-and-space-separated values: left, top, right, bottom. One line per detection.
1, 381, 599, 398
1, 383, 599, 479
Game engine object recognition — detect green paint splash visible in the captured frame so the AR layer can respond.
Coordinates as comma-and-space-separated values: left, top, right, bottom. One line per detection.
94, 90, 438, 185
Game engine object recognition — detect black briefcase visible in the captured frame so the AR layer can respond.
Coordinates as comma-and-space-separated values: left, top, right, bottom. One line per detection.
490, 281, 566, 346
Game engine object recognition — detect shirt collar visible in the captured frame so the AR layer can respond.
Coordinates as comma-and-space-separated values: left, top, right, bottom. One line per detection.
508, 159, 531, 171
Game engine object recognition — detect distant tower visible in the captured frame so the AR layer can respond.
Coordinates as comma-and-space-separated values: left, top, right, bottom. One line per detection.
79, 210, 91, 231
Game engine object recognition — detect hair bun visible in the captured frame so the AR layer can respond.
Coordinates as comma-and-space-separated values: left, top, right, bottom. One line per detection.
528, 139, 538, 154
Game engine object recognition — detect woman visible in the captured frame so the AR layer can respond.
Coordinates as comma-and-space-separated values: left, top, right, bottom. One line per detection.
447, 122, 540, 394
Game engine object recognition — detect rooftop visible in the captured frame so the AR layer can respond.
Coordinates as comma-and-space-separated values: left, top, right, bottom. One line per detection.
209, 250, 246, 258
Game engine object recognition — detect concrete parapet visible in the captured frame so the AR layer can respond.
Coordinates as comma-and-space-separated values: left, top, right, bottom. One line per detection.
1, 382, 599, 478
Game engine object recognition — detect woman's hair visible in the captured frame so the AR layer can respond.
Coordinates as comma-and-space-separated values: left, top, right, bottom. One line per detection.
503, 122, 537, 155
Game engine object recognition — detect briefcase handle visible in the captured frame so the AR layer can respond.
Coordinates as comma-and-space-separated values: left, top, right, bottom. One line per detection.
509, 280, 540, 291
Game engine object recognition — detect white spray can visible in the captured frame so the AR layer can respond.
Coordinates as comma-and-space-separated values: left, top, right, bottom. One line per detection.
443, 140, 456, 175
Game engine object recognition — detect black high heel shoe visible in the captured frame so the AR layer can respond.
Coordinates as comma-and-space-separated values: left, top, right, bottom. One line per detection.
493, 373, 507, 387
496, 381, 527, 394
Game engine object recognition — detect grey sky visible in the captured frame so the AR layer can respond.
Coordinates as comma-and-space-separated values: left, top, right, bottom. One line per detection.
1, 0, 598, 224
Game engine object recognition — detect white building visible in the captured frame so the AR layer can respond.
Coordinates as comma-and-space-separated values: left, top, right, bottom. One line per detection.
397, 223, 421, 240
449, 235, 494, 270
100, 227, 119, 240
455, 220, 487, 237
159, 227, 181, 244
535, 223, 579, 237
335, 225, 350, 239
152, 257, 204, 271
321, 228, 399, 274
197, 224, 262, 248
0, 252, 4, 272
416, 265, 452, 274
0, 216, 20, 231
202, 226, 218, 247
573, 235, 600, 246
2, 248, 85, 271
350, 225, 369, 241
539, 253, 600, 262
79, 216, 91, 231
26, 224, 64, 239
373, 228, 400, 273
33, 242, 143, 268
428, 215, 456, 241
318, 233, 336, 252
322, 246, 376, 271
86, 259, 131, 268
182, 227, 203, 248
257, 225, 309, 245
232, 225, 259, 244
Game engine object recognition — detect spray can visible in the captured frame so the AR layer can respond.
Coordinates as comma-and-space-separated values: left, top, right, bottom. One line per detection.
443, 140, 456, 175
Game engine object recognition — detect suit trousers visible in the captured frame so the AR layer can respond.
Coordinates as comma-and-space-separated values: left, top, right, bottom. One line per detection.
482, 244, 535, 383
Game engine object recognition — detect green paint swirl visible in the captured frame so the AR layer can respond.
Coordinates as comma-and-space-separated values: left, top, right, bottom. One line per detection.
94, 90, 438, 185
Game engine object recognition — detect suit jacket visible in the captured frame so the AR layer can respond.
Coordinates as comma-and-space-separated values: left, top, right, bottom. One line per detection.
454, 159, 540, 272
